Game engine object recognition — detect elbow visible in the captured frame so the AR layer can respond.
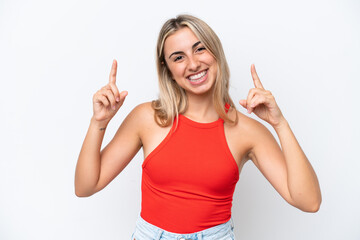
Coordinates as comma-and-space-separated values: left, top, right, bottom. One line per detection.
291, 189, 322, 213
309, 193, 322, 213
75, 189, 90, 198
303, 202, 321, 213
312, 198, 322, 212
290, 194, 322, 213
300, 198, 322, 213
75, 190, 91, 198
74, 185, 96, 198
74, 178, 100, 197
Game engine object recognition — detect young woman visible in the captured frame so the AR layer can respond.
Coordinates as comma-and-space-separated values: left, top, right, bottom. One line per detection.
75, 15, 321, 240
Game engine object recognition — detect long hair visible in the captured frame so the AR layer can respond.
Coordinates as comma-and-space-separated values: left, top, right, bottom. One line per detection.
152, 14, 237, 127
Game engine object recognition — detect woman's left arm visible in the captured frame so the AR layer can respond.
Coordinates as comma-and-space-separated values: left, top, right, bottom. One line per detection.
239, 64, 322, 212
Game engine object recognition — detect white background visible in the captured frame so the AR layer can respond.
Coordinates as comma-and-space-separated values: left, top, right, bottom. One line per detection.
1, 0, 359, 239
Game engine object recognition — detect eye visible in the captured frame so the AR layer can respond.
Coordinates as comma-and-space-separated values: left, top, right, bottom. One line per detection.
174, 56, 183, 62
196, 46, 206, 52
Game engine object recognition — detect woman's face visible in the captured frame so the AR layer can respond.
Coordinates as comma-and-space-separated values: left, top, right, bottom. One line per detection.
163, 27, 217, 97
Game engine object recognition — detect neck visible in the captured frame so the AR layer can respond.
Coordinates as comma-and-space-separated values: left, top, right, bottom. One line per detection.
184, 91, 218, 123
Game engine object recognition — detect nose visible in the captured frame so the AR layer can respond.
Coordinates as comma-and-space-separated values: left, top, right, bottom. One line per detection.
187, 55, 200, 72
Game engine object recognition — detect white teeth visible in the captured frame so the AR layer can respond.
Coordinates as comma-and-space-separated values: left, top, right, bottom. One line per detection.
188, 70, 207, 80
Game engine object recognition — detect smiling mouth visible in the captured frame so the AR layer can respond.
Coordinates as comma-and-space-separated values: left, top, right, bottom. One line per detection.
187, 70, 208, 83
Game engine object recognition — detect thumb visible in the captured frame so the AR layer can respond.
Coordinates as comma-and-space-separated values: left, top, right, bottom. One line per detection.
239, 99, 247, 109
117, 91, 128, 107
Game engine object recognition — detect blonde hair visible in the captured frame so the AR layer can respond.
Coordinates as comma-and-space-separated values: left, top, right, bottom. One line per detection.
152, 14, 237, 126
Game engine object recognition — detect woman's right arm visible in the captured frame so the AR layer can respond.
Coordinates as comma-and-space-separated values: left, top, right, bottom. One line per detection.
74, 60, 142, 197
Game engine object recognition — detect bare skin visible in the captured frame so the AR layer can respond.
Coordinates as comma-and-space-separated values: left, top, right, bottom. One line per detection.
75, 27, 321, 213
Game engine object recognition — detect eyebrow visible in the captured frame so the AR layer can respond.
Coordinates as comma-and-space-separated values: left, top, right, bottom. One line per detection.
168, 41, 202, 59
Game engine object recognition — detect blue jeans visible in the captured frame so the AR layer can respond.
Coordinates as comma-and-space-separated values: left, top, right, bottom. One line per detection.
131, 214, 236, 240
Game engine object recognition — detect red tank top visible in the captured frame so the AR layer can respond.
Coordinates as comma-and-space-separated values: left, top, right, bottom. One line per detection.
140, 113, 239, 233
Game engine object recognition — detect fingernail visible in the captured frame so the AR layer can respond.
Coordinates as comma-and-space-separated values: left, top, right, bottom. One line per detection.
116, 97, 120, 102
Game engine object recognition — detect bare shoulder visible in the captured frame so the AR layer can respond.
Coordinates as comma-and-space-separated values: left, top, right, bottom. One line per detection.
227, 107, 272, 139
127, 101, 168, 147
127, 101, 154, 119
224, 107, 275, 166
225, 108, 261, 134
123, 102, 155, 130
234, 109, 281, 164
109, 102, 155, 147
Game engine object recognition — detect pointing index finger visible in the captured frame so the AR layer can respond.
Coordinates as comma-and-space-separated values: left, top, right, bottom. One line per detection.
251, 64, 264, 89
109, 59, 117, 84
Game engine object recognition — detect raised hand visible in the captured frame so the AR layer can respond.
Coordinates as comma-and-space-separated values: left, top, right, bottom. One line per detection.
239, 64, 285, 128
92, 60, 128, 124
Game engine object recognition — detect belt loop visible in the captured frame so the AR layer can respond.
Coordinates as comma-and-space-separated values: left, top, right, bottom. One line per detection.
197, 232, 202, 240
155, 229, 164, 240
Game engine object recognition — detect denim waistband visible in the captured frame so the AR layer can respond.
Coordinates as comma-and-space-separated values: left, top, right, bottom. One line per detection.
132, 214, 235, 240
